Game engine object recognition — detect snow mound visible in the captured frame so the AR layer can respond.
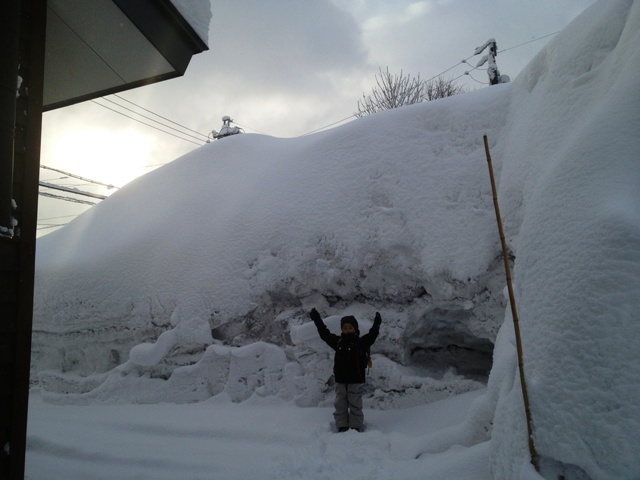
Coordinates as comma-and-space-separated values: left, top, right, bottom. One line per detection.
34, 81, 509, 399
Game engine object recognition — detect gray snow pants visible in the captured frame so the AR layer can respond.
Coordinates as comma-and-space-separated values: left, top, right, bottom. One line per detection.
334, 383, 365, 430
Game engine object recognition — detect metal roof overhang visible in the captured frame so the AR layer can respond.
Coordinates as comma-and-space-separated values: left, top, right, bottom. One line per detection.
43, 0, 208, 111
1, 2, 209, 476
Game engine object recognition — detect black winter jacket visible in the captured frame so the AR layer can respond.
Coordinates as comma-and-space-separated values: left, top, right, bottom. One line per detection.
313, 315, 380, 384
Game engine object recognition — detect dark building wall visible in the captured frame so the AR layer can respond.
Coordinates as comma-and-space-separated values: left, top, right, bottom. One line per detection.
0, 1, 47, 479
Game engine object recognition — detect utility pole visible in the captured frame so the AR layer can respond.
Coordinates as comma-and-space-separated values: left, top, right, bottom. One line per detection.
474, 38, 509, 85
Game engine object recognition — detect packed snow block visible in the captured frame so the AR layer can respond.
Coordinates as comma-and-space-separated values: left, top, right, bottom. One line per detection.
289, 318, 337, 406
129, 329, 179, 367
159, 343, 231, 400
30, 309, 160, 377
145, 341, 290, 403
31, 287, 173, 378
36, 370, 109, 396
225, 342, 289, 402
281, 361, 323, 407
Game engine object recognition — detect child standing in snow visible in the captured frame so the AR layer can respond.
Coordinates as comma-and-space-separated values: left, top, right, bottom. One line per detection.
310, 308, 381, 432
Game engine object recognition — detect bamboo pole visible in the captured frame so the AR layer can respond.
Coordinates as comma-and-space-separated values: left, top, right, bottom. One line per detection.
483, 135, 538, 470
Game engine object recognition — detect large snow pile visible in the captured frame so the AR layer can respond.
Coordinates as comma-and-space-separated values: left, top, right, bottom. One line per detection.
34, 60, 508, 406
32, 1, 640, 478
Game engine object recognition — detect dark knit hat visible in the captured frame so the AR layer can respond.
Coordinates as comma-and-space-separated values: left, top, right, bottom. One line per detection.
340, 315, 359, 332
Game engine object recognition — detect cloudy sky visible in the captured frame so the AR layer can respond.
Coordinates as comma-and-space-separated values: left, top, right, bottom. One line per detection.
37, 0, 596, 234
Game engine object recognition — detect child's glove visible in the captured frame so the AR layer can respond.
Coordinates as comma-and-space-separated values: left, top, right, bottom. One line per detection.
310, 308, 322, 324
373, 312, 382, 328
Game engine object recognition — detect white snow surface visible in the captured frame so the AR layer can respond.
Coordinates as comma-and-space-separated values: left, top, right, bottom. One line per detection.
29, 1, 640, 479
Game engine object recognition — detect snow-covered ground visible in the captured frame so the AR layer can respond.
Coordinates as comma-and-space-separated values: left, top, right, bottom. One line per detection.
27, 389, 495, 480
29, 1, 640, 479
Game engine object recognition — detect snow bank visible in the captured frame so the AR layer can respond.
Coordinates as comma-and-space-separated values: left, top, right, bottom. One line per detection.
34, 81, 509, 402
489, 1, 640, 478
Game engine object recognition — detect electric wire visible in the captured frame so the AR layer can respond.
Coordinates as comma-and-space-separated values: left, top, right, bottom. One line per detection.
38, 223, 69, 231
49, 182, 95, 188
466, 72, 488, 85
39, 181, 107, 200
38, 191, 97, 206
499, 31, 560, 54
40, 164, 119, 189
91, 100, 203, 146
100, 97, 207, 143
301, 114, 356, 136
112, 94, 208, 139
39, 213, 80, 222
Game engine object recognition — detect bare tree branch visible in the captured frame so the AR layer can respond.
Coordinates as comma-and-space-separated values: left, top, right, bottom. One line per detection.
355, 68, 465, 117
424, 75, 466, 101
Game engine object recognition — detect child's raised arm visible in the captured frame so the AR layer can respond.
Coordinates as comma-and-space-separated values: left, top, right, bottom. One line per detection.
362, 312, 382, 347
373, 312, 381, 331
310, 308, 339, 349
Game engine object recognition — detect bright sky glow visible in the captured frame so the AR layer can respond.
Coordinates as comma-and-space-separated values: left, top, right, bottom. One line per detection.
43, 128, 153, 188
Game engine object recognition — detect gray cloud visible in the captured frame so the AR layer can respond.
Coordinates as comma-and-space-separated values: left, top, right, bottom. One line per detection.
207, 0, 368, 91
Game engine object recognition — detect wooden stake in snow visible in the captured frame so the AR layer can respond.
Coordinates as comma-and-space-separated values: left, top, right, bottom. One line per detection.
483, 135, 539, 471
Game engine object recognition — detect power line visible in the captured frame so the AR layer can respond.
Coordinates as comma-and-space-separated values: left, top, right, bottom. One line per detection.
112, 94, 208, 139
38, 223, 68, 231
49, 182, 96, 188
40, 164, 119, 189
301, 115, 356, 136
420, 30, 562, 87
38, 191, 97, 206
39, 213, 80, 222
37, 204, 94, 231
39, 181, 107, 200
465, 72, 488, 85
100, 97, 207, 143
91, 100, 203, 146
37, 211, 93, 230
499, 31, 560, 54
425, 55, 475, 84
